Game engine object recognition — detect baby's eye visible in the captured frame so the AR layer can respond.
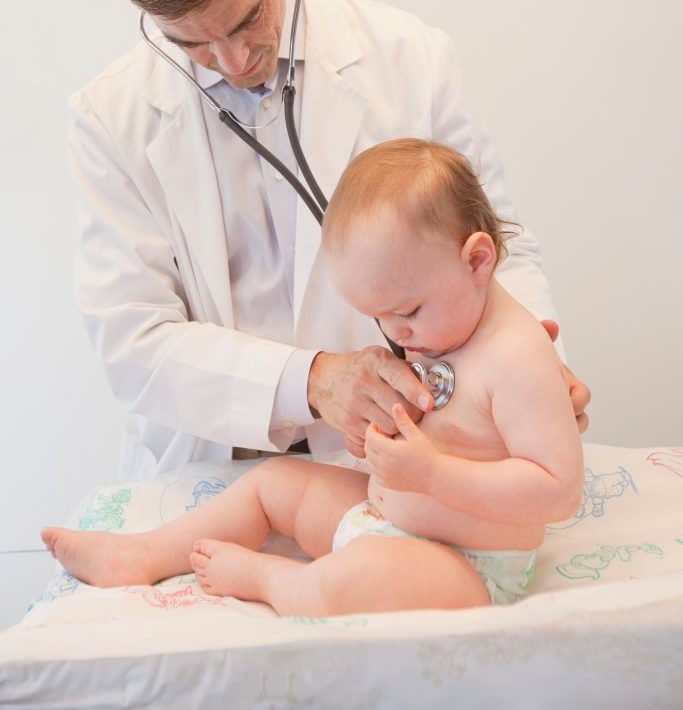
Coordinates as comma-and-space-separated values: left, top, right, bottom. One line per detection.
400, 307, 420, 320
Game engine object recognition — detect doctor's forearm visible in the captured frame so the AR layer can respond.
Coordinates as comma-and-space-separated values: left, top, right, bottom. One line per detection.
89, 315, 301, 448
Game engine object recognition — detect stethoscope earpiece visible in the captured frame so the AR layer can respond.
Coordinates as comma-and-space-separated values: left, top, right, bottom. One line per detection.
410, 361, 455, 410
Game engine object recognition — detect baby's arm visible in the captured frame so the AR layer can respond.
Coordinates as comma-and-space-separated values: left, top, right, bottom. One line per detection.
365, 340, 584, 525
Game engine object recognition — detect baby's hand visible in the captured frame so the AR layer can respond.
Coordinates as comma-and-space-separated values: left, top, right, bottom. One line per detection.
364, 404, 438, 494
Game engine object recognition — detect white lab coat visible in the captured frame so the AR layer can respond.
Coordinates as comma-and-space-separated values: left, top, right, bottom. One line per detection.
69, 0, 560, 478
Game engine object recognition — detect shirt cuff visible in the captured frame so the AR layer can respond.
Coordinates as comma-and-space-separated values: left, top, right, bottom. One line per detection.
270, 348, 319, 436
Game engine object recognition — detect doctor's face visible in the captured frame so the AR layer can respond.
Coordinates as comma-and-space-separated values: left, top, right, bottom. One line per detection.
155, 0, 286, 89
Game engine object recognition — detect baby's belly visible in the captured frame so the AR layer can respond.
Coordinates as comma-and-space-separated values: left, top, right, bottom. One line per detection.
367, 476, 544, 551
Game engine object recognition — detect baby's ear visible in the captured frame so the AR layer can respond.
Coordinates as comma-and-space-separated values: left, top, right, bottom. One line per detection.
461, 232, 497, 283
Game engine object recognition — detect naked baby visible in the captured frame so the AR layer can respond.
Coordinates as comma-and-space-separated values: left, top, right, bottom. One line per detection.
42, 139, 584, 615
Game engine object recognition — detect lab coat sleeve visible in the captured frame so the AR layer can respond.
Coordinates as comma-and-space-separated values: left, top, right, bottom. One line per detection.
428, 29, 565, 358
69, 91, 298, 450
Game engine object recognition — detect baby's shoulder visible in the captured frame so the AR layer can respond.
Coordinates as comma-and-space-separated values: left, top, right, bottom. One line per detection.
480, 304, 564, 379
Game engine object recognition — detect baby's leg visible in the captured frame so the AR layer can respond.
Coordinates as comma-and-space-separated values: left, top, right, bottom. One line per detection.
42, 458, 367, 588
191, 535, 490, 616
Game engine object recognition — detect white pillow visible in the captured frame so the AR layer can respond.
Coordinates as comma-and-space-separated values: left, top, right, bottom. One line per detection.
531, 443, 683, 592
32, 442, 683, 608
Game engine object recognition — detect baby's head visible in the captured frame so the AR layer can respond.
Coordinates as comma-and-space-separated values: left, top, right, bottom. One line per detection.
322, 138, 510, 358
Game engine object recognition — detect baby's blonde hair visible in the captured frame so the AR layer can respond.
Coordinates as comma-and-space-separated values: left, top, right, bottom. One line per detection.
323, 139, 512, 264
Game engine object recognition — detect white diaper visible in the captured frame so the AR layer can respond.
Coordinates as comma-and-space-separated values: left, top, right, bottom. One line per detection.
333, 501, 537, 605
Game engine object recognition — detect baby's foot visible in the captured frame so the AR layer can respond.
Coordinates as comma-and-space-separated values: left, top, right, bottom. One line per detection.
190, 539, 265, 601
40, 527, 156, 588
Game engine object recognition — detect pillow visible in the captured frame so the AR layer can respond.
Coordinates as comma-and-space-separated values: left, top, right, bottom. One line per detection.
531, 443, 683, 592
30, 442, 683, 612
3, 444, 681, 710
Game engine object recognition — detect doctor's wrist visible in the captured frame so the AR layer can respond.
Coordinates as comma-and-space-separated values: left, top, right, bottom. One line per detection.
307, 351, 332, 419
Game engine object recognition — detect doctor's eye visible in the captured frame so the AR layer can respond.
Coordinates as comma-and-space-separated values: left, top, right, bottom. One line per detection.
240, 1, 265, 32
250, 3, 266, 26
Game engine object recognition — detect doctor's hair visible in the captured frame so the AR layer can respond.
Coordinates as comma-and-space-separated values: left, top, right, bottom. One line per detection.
130, 0, 214, 20
323, 139, 514, 265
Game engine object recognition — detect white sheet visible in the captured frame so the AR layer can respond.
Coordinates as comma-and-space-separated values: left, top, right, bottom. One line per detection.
1, 443, 682, 709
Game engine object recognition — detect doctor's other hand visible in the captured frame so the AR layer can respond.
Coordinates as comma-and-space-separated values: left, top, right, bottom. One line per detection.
540, 319, 591, 433
566, 367, 591, 433
308, 347, 434, 457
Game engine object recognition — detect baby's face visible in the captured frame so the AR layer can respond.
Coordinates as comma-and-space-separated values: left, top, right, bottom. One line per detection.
329, 209, 489, 359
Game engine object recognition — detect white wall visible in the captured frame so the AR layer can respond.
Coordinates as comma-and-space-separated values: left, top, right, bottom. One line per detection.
0, 2, 138, 551
393, 0, 683, 451
1, 1, 681, 552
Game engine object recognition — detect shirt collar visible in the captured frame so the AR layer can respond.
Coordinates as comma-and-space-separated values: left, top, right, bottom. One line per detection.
192, 0, 306, 91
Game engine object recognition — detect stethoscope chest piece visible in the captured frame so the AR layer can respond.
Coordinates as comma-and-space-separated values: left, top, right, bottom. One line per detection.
410, 361, 455, 410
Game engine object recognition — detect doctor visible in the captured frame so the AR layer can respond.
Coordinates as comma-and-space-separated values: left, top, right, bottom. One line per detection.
71, 0, 589, 478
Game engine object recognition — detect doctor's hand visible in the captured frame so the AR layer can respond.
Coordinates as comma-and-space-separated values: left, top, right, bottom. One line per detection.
308, 347, 434, 458
540, 320, 591, 433
364, 404, 438, 494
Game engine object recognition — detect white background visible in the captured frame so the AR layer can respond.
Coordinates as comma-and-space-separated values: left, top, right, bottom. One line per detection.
1, 0, 682, 558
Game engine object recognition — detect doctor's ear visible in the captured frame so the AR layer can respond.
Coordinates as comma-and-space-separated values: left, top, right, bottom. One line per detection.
460, 232, 497, 284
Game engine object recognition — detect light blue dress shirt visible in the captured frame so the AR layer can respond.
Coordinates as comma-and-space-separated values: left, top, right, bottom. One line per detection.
192, 4, 317, 445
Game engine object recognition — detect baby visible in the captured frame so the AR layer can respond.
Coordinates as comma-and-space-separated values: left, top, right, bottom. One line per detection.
42, 139, 583, 615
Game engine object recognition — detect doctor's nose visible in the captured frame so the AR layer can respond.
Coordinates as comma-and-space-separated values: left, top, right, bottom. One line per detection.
210, 37, 252, 77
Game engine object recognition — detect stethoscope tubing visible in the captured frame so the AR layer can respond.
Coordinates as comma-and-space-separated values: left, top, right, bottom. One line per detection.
218, 100, 325, 225
283, 88, 328, 214
138, 6, 327, 225
138, 3, 406, 360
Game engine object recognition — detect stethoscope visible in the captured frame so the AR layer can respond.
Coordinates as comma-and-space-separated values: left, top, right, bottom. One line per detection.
139, 0, 455, 409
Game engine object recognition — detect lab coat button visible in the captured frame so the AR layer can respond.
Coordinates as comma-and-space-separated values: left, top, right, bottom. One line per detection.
275, 171, 284, 181
262, 97, 272, 110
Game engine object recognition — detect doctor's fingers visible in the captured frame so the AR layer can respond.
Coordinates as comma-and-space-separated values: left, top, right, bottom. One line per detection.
565, 367, 591, 432
340, 399, 397, 441
375, 356, 433, 415
570, 376, 591, 413
366, 377, 426, 434
576, 412, 590, 434
345, 434, 366, 459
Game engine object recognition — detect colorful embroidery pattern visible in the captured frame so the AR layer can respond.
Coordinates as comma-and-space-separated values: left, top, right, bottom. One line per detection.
185, 479, 227, 512
555, 543, 663, 581
78, 488, 132, 531
548, 466, 637, 531
127, 584, 233, 609
647, 448, 683, 478
27, 570, 79, 611
287, 616, 369, 629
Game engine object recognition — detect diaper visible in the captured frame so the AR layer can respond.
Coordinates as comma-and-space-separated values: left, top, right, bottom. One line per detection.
332, 501, 536, 605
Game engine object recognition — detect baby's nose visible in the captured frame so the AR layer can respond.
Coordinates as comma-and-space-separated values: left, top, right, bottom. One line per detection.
385, 321, 411, 343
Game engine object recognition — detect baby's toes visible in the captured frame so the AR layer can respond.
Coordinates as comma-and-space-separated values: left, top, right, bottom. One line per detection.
40, 527, 58, 555
196, 575, 213, 595
189, 551, 208, 571
193, 538, 221, 558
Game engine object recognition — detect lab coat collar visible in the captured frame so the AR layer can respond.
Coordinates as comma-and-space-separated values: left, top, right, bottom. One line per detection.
140, 30, 190, 115
143, 0, 360, 112
291, 0, 365, 331
303, 0, 361, 73
143, 0, 365, 330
